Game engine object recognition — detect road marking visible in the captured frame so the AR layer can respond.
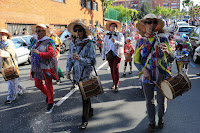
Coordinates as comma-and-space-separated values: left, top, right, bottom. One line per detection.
56, 61, 108, 106
189, 62, 196, 67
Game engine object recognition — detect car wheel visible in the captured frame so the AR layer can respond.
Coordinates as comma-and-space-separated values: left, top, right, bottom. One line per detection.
193, 53, 199, 63
60, 44, 66, 54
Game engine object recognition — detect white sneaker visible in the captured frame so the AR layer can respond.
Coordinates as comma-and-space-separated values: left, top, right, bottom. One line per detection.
18, 89, 23, 95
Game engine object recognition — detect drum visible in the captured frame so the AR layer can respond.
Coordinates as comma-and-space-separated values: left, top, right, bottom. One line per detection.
79, 76, 104, 100
1, 65, 20, 81
160, 73, 191, 100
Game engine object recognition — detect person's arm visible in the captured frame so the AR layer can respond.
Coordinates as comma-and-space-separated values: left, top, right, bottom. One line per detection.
102, 35, 107, 60
130, 45, 134, 55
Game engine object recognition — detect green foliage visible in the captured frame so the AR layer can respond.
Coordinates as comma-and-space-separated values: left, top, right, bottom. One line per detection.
137, 2, 152, 19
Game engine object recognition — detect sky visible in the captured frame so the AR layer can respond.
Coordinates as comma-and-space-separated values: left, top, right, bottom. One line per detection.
180, 0, 200, 10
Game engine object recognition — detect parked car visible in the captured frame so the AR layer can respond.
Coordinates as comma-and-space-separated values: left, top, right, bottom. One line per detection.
54, 28, 71, 54
11, 36, 31, 65
175, 26, 195, 43
176, 21, 189, 27
188, 26, 200, 63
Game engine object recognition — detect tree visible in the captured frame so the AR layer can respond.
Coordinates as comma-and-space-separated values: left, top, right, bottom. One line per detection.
137, 2, 152, 19
127, 9, 138, 22
153, 4, 163, 16
101, 0, 116, 26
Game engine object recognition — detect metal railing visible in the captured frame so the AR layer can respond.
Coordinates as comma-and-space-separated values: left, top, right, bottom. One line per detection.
104, 8, 121, 21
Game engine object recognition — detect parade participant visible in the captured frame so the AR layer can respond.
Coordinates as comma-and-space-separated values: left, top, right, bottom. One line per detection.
22, 28, 29, 35
46, 24, 64, 84
66, 19, 96, 129
168, 33, 176, 72
136, 13, 174, 133
174, 43, 189, 74
102, 21, 124, 93
96, 33, 103, 55
30, 24, 58, 113
0, 29, 25, 104
123, 37, 134, 77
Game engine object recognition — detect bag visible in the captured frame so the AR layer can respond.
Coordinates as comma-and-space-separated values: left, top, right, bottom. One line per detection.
79, 66, 104, 100
1, 65, 20, 81
106, 50, 114, 60
1, 54, 20, 81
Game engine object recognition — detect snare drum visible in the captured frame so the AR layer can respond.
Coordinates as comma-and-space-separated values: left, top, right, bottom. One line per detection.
160, 73, 191, 100
79, 76, 104, 100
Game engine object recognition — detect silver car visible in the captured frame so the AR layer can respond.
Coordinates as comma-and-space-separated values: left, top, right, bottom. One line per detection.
175, 26, 195, 43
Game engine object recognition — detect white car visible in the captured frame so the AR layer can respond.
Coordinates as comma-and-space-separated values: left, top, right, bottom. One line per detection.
193, 45, 200, 63
11, 35, 32, 65
176, 21, 189, 27
175, 26, 195, 43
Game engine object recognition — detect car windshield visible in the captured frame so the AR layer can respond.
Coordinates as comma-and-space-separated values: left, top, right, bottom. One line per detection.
22, 36, 32, 45
179, 27, 194, 32
11, 38, 24, 48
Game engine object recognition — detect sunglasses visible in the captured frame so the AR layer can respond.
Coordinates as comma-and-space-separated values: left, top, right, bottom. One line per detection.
36, 30, 45, 33
145, 20, 158, 25
73, 29, 83, 32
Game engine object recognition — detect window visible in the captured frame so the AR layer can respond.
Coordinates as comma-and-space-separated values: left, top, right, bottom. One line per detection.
81, 0, 86, 8
171, 3, 177, 5
11, 38, 25, 48
52, 0, 65, 3
93, 2, 98, 11
89, 20, 93, 25
87, 0, 93, 10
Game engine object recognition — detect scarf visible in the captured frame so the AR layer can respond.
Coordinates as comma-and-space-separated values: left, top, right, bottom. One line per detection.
144, 33, 155, 38
0, 39, 13, 49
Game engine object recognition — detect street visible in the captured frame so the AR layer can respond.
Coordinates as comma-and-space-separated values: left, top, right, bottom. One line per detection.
0, 49, 200, 133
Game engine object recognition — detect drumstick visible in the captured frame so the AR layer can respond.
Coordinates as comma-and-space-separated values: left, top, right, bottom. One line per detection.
150, 79, 162, 90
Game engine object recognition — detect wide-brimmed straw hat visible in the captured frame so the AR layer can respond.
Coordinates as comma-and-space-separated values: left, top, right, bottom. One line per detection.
31, 24, 51, 36
0, 29, 12, 39
136, 13, 165, 35
67, 19, 91, 36
106, 21, 121, 31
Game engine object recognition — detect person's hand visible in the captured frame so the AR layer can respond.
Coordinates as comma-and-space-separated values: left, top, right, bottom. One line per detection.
66, 72, 71, 80
72, 53, 80, 61
143, 68, 151, 80
111, 38, 115, 43
31, 49, 40, 55
160, 43, 169, 55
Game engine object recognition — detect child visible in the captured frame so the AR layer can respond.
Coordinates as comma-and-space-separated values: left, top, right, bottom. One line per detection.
168, 33, 176, 72
123, 37, 134, 77
96, 33, 103, 55
174, 44, 189, 74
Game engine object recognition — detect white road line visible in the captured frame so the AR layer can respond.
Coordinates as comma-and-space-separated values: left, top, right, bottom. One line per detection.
56, 61, 108, 106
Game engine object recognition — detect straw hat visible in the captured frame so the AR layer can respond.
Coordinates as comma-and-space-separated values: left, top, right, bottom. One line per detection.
136, 13, 165, 35
31, 24, 51, 36
67, 19, 92, 36
0, 29, 12, 39
106, 21, 121, 31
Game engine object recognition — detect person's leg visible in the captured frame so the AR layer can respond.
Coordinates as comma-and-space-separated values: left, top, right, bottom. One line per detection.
123, 62, 127, 77
44, 78, 54, 104
129, 61, 132, 74
6, 78, 18, 102
34, 78, 48, 96
81, 97, 91, 129
112, 56, 121, 86
143, 83, 156, 125
108, 59, 115, 88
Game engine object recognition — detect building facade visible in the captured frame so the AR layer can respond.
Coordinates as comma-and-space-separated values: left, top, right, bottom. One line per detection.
112, 0, 180, 10
0, 0, 103, 35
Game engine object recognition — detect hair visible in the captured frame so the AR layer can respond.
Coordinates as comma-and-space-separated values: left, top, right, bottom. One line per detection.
110, 23, 117, 28
177, 44, 183, 50
73, 25, 87, 39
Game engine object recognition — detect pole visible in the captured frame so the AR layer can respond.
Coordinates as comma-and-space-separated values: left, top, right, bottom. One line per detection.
125, 0, 127, 36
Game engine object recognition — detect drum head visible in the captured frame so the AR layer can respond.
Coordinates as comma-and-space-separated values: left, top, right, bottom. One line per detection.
160, 81, 173, 100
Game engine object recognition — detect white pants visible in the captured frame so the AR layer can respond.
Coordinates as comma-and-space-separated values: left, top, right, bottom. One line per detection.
7, 78, 19, 101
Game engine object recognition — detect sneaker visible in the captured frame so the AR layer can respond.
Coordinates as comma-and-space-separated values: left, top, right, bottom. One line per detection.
115, 86, 119, 93
123, 73, 126, 77
46, 103, 55, 113
129, 71, 132, 74
18, 89, 24, 96
80, 122, 88, 129
5, 100, 14, 104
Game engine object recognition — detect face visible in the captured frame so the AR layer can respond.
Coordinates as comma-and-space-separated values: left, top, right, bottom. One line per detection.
35, 26, 46, 40
73, 25, 84, 39
110, 23, 117, 32
144, 19, 158, 34
0, 33, 8, 42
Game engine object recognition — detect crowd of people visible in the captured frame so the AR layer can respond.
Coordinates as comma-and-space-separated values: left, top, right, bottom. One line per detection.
0, 13, 196, 132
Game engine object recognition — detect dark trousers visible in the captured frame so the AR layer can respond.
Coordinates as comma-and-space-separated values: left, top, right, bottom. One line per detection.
82, 97, 92, 122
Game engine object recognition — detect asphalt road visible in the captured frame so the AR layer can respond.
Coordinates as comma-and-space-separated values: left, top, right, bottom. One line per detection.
0, 49, 200, 133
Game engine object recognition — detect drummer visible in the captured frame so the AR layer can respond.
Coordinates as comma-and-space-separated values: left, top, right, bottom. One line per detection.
66, 19, 96, 129
135, 13, 174, 133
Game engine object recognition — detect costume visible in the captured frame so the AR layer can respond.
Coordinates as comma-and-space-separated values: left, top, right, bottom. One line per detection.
66, 38, 96, 124
0, 39, 24, 102
31, 36, 58, 104
102, 31, 124, 87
